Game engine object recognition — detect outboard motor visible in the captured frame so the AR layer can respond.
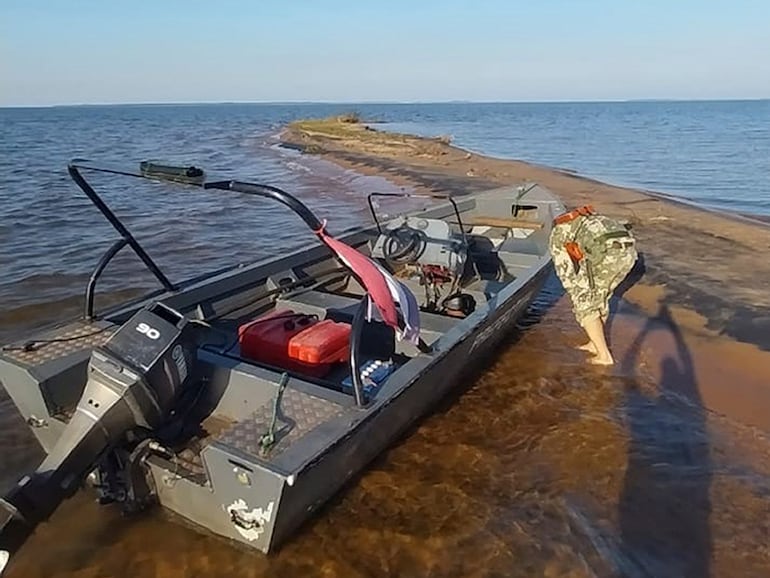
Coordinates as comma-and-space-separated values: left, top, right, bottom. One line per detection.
0, 302, 202, 572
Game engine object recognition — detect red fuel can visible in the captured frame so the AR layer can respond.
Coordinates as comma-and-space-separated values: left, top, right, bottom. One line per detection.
237, 309, 351, 378
238, 310, 317, 370
288, 320, 351, 365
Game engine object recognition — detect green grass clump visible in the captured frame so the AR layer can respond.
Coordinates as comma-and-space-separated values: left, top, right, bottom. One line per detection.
289, 114, 369, 139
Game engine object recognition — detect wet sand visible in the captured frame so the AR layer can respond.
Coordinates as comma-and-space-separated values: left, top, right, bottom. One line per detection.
3, 118, 770, 577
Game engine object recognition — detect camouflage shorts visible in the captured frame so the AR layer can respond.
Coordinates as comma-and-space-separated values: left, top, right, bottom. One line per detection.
549, 220, 637, 326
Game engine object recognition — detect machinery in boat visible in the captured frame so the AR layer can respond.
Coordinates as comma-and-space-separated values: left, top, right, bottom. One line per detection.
0, 159, 564, 573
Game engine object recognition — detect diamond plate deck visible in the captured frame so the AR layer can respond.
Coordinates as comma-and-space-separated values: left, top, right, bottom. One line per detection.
1, 321, 116, 368
217, 387, 344, 462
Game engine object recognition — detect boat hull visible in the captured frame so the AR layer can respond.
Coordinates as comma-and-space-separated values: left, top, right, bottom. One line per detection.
144, 260, 552, 553
0, 166, 566, 561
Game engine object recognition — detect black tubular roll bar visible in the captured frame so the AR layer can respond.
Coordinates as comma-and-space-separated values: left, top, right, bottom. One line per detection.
84, 238, 128, 321
70, 160, 327, 321
68, 159, 419, 407
348, 295, 370, 407
69, 164, 176, 296
366, 191, 468, 246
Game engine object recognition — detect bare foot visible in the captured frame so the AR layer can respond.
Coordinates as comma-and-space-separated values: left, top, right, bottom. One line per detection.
588, 354, 614, 366
577, 342, 597, 354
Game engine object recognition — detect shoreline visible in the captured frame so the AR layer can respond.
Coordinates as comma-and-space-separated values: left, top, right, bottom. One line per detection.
362, 121, 770, 226
276, 121, 770, 228
278, 115, 770, 433
526, 159, 770, 227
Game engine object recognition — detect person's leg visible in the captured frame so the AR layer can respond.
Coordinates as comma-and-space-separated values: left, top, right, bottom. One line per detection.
570, 283, 607, 357
550, 225, 591, 353
549, 222, 621, 365
579, 247, 638, 364
566, 265, 608, 359
574, 290, 613, 363
580, 313, 614, 365
577, 340, 597, 353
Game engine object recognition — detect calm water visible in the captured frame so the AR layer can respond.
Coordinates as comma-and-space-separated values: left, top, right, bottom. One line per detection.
2, 102, 770, 577
0, 103, 409, 341
377, 100, 770, 217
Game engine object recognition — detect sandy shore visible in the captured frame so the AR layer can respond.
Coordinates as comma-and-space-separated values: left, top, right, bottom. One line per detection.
280, 116, 770, 433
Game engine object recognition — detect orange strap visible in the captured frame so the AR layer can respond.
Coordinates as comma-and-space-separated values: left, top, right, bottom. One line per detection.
553, 205, 594, 226
564, 241, 584, 262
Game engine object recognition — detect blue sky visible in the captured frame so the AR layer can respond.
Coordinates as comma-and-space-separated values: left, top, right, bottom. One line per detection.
2, 0, 769, 106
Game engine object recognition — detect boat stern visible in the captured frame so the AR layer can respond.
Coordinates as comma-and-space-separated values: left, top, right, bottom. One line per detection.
145, 440, 291, 553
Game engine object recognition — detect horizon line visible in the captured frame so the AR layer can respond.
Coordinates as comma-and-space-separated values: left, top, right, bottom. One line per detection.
2, 96, 770, 109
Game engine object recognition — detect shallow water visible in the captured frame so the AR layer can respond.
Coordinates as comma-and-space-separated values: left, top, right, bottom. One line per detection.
2, 279, 769, 577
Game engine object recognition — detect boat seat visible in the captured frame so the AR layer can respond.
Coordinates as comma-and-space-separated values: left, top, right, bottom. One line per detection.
459, 216, 543, 230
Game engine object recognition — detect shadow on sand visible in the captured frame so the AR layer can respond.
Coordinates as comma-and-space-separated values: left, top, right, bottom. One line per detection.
618, 302, 713, 577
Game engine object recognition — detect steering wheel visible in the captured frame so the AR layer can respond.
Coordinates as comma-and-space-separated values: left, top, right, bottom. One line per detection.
383, 225, 427, 265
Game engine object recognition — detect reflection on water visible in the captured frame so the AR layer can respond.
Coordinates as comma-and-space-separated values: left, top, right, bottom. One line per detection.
3, 276, 770, 577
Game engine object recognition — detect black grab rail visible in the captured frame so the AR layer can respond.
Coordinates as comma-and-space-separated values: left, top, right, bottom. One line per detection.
366, 191, 469, 247
84, 238, 128, 321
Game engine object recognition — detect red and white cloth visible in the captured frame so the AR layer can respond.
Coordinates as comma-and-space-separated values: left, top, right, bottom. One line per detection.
315, 221, 420, 345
